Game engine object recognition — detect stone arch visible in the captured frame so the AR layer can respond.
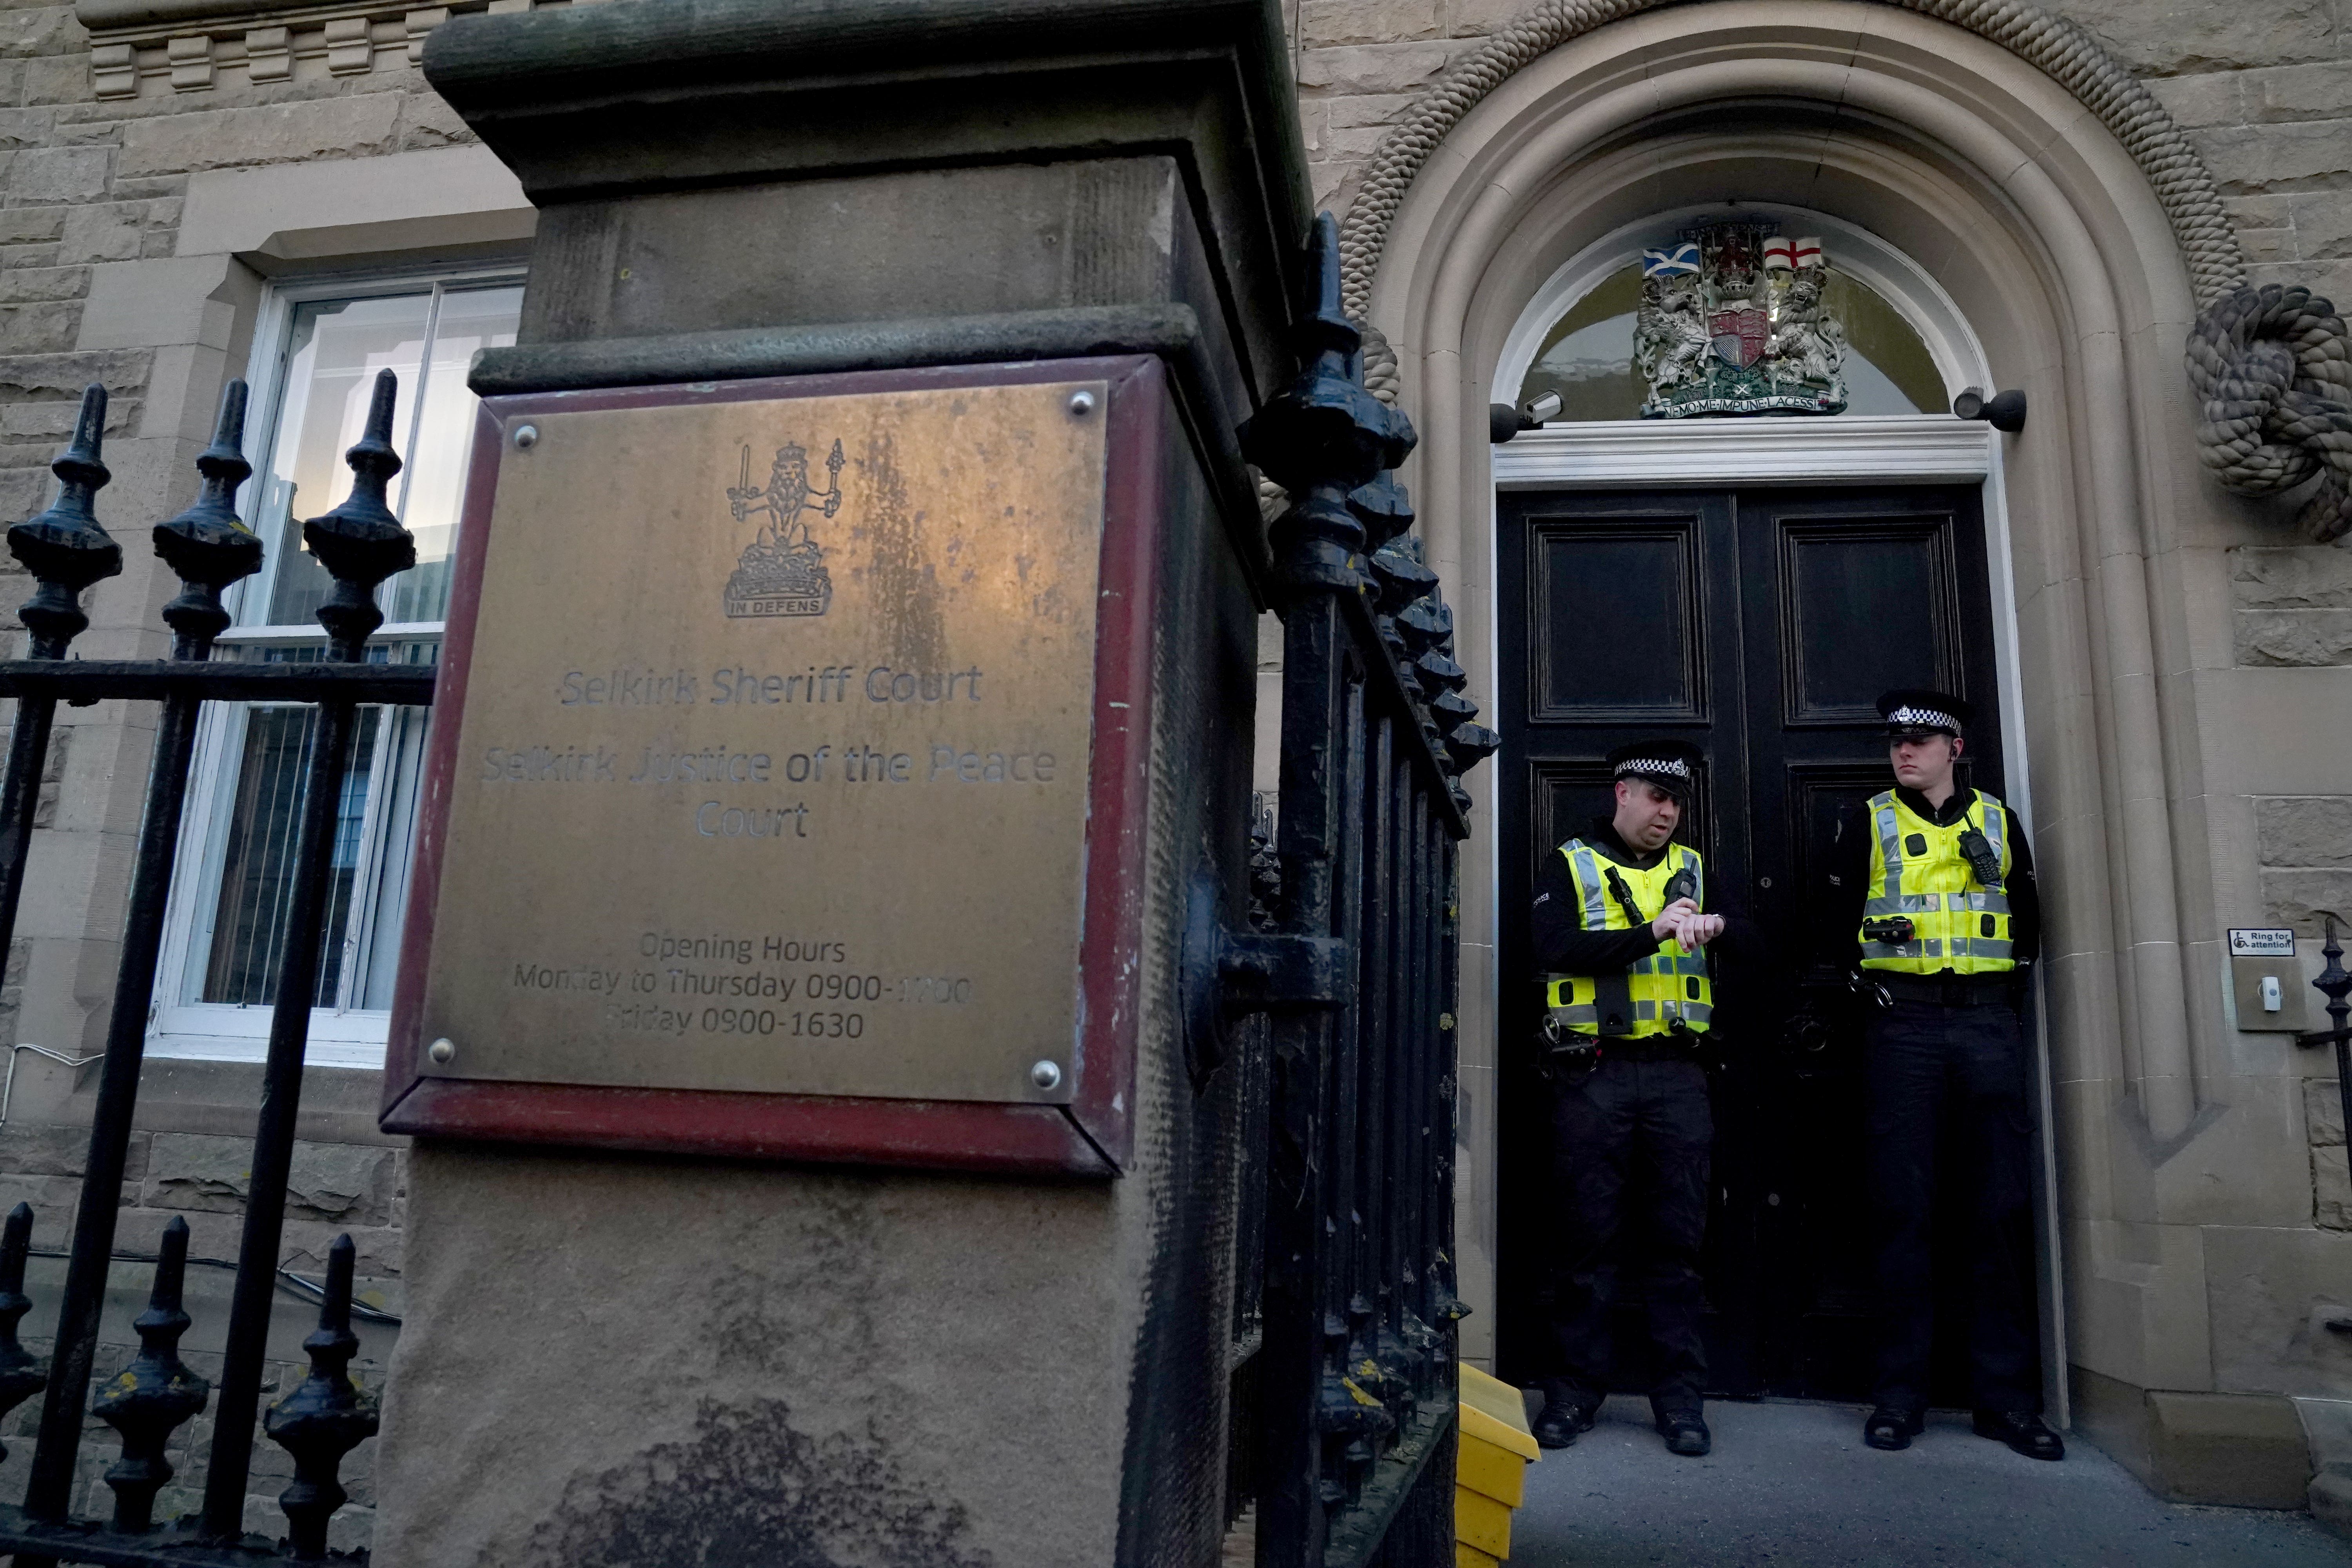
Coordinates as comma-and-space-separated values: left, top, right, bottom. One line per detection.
1357, 2, 2320, 1379
1337, 0, 2244, 317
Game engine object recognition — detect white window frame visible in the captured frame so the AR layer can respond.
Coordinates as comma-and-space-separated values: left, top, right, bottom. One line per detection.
149, 263, 525, 1068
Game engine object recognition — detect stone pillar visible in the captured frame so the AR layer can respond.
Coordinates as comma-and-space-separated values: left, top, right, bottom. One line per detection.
367, 3, 1307, 1563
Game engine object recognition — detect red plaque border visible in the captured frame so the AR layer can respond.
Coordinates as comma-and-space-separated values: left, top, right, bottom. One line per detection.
379, 356, 1167, 1177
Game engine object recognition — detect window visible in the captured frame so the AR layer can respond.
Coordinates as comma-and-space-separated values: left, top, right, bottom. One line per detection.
1516, 263, 1946, 422
151, 274, 524, 1066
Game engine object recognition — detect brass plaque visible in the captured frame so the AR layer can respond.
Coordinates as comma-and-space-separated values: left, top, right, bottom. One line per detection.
419, 379, 1107, 1103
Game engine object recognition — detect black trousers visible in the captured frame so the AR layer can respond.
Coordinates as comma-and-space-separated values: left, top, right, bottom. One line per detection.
1864, 997, 2040, 1413
1542, 1054, 1711, 1416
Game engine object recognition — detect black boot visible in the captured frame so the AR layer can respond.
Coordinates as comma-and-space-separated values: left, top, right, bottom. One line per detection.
1863, 1405, 1924, 1451
1532, 1392, 1599, 1449
1656, 1407, 1711, 1457
1973, 1409, 2064, 1461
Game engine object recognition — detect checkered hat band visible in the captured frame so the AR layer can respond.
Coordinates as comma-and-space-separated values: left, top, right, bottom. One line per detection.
1615, 757, 1691, 780
1888, 706, 1958, 731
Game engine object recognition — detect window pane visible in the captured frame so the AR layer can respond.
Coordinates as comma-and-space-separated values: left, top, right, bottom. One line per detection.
248, 284, 522, 631
388, 285, 523, 625
200, 705, 380, 1008
256, 294, 434, 628
1516, 263, 1944, 420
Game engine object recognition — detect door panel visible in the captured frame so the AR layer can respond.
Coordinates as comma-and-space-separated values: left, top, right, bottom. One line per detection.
1528, 515, 1712, 723
1495, 483, 2005, 1404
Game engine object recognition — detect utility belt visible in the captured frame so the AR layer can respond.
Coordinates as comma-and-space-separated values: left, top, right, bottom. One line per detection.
1861, 970, 2019, 1009
1537, 1017, 1702, 1076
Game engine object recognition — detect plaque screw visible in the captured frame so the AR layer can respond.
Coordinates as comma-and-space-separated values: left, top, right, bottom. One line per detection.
1067, 391, 1096, 417
1029, 1059, 1062, 1091
427, 1037, 455, 1064
512, 424, 539, 450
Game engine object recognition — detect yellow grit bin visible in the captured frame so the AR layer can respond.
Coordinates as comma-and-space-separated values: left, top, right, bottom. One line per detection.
1456, 1365, 1542, 1565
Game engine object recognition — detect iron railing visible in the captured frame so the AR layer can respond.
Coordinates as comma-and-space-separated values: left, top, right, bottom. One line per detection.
1231, 214, 1498, 1568
0, 373, 430, 1564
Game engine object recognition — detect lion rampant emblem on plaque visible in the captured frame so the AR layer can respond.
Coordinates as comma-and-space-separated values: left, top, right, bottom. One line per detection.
1634, 221, 1847, 418
724, 438, 843, 618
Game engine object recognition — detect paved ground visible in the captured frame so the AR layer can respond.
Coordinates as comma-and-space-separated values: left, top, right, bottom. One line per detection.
1507, 1395, 2352, 1567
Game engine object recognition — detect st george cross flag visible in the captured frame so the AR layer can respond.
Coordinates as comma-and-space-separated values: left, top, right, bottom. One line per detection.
1791, 236, 1824, 269
1762, 237, 1794, 270
1642, 243, 1700, 277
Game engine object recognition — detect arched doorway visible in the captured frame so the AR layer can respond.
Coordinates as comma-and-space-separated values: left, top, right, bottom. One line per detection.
1355, 0, 2249, 1432
1484, 206, 2042, 1401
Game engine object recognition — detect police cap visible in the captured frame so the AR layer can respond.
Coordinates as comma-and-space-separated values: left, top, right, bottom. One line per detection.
1877, 688, 1973, 739
1606, 739, 1701, 799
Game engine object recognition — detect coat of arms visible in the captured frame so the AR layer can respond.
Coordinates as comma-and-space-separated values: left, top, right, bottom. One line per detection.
724, 438, 843, 617
1634, 223, 1847, 418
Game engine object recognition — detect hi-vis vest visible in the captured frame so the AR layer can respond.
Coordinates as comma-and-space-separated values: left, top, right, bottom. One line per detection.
1858, 789, 2015, 974
1543, 840, 1712, 1038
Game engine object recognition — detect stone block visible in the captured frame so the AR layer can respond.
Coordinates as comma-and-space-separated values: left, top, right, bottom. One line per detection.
2227, 193, 2298, 230
2321, 1145, 2351, 1230
2234, 546, 2352, 609
0, 264, 85, 304
2148, 71, 2244, 129
0, 346, 151, 397
1325, 91, 1419, 129
2259, 796, 2352, 868
0, 1121, 102, 1176
2258, 61, 2352, 121
142, 1133, 397, 1227
2240, 226, 2299, 265
1301, 0, 1443, 48
1295, 40, 1458, 96
1442, 0, 1523, 35
58, 202, 142, 264
2290, 190, 2352, 261
2236, 607, 2352, 665
0, 107, 54, 150
0, 300, 79, 354
9, 145, 109, 203
0, 7, 79, 60
396, 88, 472, 150
2146, 1390, 2314, 1508
118, 93, 403, 177
2201, 118, 2352, 194
2061, 0, 2337, 74
2264, 868, 2352, 935
2312, 1081, 2348, 1147
19, 51, 77, 105
0, 205, 62, 245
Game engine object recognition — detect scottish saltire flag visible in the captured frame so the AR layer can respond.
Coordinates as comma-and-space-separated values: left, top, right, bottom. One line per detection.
1642, 243, 1700, 277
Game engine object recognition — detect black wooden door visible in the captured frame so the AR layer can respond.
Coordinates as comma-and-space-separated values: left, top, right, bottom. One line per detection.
1493, 484, 2003, 1402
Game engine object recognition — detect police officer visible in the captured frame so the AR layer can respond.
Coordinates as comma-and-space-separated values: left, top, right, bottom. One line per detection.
1824, 689, 2061, 1461
1529, 739, 1739, 1457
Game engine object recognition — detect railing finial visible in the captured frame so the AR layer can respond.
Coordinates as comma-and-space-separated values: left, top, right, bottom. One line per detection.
7, 384, 123, 659
0, 1203, 45, 1465
92, 1214, 211, 1534
1240, 214, 1416, 594
267, 1232, 380, 1561
154, 379, 265, 659
303, 368, 416, 661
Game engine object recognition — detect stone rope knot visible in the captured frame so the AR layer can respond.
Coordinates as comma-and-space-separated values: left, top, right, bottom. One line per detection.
2187, 284, 2352, 543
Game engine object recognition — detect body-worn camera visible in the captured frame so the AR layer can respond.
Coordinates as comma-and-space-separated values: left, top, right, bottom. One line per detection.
1861, 914, 1916, 943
